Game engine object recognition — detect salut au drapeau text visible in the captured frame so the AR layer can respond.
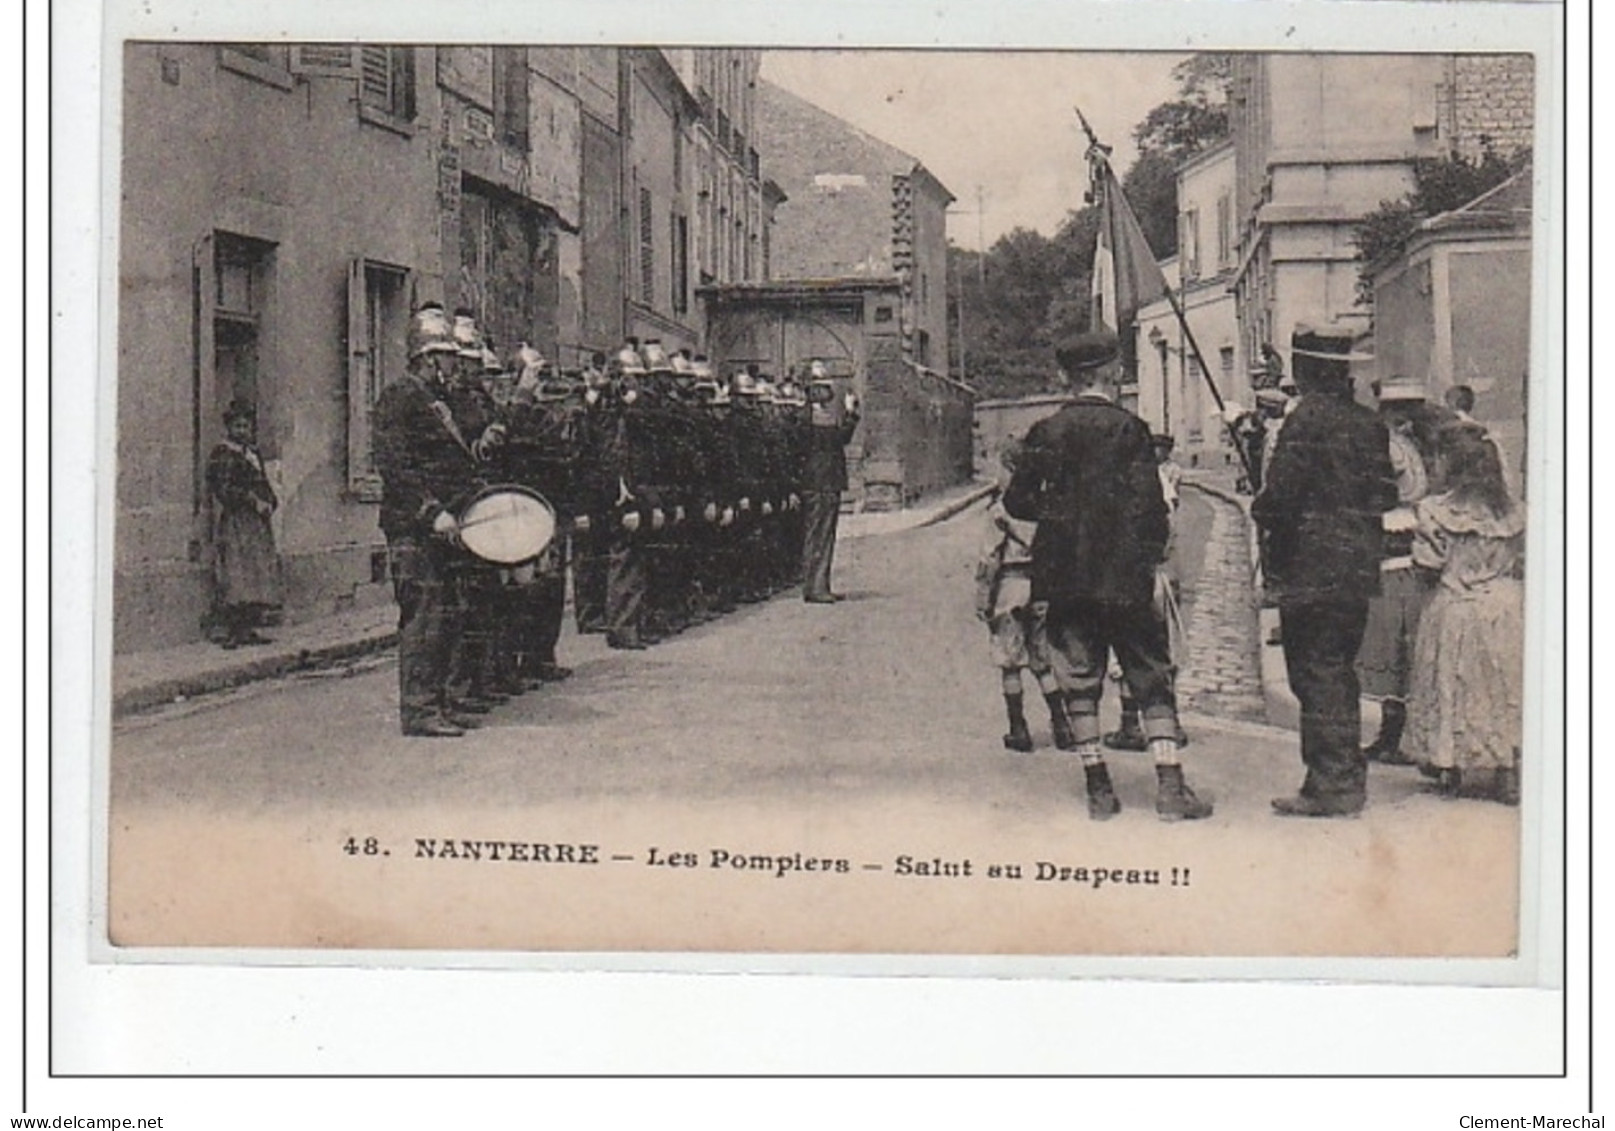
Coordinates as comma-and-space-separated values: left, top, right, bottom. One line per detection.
406, 840, 1189, 886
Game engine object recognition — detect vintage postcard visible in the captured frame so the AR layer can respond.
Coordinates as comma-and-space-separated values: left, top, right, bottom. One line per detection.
79, 1, 1566, 1010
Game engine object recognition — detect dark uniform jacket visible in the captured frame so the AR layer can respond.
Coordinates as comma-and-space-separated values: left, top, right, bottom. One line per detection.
374, 373, 484, 540
1002, 393, 1167, 608
1250, 390, 1399, 604
803, 398, 859, 494
502, 391, 584, 517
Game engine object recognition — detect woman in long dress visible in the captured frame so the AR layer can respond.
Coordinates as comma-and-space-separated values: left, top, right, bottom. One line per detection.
206, 400, 283, 648
1404, 424, 1525, 804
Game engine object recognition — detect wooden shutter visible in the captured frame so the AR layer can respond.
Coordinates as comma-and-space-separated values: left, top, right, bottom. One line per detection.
358, 46, 393, 109
289, 44, 358, 77
345, 259, 382, 500
191, 233, 218, 537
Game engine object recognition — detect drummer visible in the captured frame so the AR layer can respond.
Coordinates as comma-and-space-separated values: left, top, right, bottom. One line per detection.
442, 312, 513, 717
501, 345, 579, 685
373, 302, 486, 738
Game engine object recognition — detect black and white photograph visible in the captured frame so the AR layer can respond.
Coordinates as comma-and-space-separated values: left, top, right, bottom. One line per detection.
40, 0, 1586, 1101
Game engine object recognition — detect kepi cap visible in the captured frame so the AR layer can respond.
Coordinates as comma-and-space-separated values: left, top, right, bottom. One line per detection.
1056, 330, 1121, 373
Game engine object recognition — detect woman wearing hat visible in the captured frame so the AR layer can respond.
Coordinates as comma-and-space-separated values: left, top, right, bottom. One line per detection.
205, 399, 283, 648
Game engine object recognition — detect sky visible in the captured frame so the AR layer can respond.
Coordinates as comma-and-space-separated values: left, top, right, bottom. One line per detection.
760, 50, 1186, 251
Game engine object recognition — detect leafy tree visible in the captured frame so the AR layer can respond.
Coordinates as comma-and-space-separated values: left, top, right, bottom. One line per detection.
1120, 149, 1180, 260
1123, 52, 1235, 258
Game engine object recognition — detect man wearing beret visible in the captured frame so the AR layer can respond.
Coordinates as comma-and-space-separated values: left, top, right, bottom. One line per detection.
1004, 331, 1213, 821
1252, 324, 1399, 816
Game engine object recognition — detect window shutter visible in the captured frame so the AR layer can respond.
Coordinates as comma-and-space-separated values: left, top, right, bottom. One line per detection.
289, 44, 359, 77
359, 46, 393, 108
345, 258, 381, 500
191, 233, 218, 532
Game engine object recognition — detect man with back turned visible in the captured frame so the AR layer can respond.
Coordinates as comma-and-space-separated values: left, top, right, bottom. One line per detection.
1252, 323, 1399, 817
1003, 331, 1212, 822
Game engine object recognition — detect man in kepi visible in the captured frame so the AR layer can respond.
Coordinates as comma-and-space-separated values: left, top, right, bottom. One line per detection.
1004, 331, 1212, 822
1252, 324, 1399, 816
800, 360, 860, 604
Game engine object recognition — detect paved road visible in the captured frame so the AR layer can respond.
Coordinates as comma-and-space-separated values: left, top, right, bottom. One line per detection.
109, 503, 1520, 958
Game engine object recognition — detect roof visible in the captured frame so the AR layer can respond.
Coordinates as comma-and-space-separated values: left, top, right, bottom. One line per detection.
756, 79, 955, 203
1420, 163, 1533, 235
699, 275, 904, 301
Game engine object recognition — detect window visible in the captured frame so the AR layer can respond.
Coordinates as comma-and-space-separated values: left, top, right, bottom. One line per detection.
358, 46, 416, 128
493, 47, 529, 151
639, 186, 655, 305
219, 44, 293, 89
1179, 209, 1200, 280
198, 233, 276, 516
1216, 194, 1233, 269
1186, 355, 1204, 441
671, 213, 689, 315
346, 259, 409, 501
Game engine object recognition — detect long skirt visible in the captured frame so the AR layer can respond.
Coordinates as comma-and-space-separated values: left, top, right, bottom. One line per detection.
1404, 579, 1524, 772
214, 507, 282, 609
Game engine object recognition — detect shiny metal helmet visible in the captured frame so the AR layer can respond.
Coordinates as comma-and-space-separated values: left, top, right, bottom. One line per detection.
641, 339, 673, 374
452, 310, 484, 359
614, 344, 646, 377
732, 371, 760, 397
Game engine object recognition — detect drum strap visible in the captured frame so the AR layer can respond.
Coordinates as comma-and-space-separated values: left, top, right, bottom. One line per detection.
405, 374, 477, 460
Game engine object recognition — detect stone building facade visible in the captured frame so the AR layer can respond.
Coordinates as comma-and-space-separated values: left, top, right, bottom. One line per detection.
1135, 142, 1245, 468
115, 44, 779, 653
1228, 52, 1534, 383
754, 79, 954, 374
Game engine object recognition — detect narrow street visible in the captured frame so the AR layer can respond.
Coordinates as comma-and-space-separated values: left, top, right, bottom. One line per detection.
109, 501, 1519, 958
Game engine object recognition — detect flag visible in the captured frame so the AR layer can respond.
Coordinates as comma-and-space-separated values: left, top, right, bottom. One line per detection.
1089, 153, 1170, 336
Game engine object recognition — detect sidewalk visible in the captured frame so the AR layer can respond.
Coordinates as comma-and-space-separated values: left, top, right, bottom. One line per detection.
111, 478, 998, 718
1180, 469, 1300, 731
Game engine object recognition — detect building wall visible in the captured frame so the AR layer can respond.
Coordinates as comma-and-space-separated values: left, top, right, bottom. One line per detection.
622, 51, 701, 353
900, 173, 952, 372
117, 43, 444, 652
1232, 52, 1535, 379
756, 80, 906, 280
973, 396, 1071, 483
1446, 55, 1536, 163
1374, 234, 1531, 492
1133, 146, 1244, 469
705, 283, 972, 510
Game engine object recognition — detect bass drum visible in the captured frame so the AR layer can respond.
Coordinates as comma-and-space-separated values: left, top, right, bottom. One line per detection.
457, 485, 558, 565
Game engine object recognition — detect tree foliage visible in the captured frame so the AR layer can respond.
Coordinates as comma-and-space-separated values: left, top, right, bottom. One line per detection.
948, 54, 1236, 399
1353, 145, 1530, 302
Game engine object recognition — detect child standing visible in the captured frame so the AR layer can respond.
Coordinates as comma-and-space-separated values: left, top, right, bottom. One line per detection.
1404, 425, 1526, 804
976, 441, 1075, 753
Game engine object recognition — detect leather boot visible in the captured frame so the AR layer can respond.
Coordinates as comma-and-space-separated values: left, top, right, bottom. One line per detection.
1103, 709, 1147, 751
1002, 694, 1033, 753
1083, 762, 1121, 821
1045, 693, 1076, 750
1155, 764, 1213, 821
1363, 700, 1411, 764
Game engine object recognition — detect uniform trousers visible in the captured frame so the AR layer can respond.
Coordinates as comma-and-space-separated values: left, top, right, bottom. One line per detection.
1043, 597, 1179, 743
606, 536, 647, 643
801, 490, 841, 599
1279, 598, 1371, 803
389, 536, 463, 729
572, 528, 609, 633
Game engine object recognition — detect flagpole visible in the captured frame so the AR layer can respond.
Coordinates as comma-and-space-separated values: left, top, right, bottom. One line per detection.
1164, 286, 1256, 487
